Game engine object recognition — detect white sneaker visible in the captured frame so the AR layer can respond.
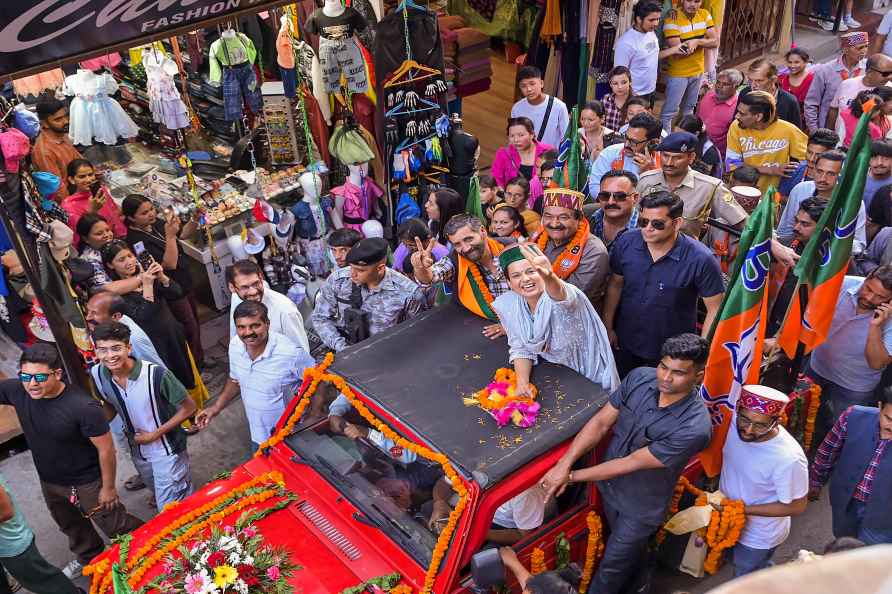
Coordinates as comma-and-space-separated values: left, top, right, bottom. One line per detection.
845, 15, 861, 27
820, 19, 837, 31
62, 559, 83, 579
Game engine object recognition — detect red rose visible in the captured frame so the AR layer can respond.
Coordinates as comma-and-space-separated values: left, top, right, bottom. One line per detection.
206, 551, 225, 567
237, 564, 256, 579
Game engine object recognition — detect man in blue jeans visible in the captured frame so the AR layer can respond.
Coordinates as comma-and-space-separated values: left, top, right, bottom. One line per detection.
809, 391, 892, 545
719, 385, 809, 576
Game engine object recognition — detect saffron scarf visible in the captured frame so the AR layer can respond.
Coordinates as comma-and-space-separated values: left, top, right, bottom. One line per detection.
457, 238, 505, 321
537, 217, 590, 280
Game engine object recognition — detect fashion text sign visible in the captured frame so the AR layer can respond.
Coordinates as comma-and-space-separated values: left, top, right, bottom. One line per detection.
0, 0, 284, 77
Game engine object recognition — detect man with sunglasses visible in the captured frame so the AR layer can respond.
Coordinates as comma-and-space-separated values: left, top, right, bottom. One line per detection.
591, 170, 640, 252
804, 31, 868, 133
637, 131, 747, 239
603, 191, 725, 376
0, 344, 143, 579
718, 385, 808, 576
587, 113, 664, 196
826, 53, 892, 131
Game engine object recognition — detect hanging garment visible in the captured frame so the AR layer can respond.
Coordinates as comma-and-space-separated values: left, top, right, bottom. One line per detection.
80, 52, 122, 71
222, 63, 263, 121
12, 69, 65, 99
208, 33, 258, 83
63, 70, 139, 145
331, 178, 384, 233
186, 31, 204, 74
142, 50, 190, 130
374, 7, 445, 83
306, 8, 369, 94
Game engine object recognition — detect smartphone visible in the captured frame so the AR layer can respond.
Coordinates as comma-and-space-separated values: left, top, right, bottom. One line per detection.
133, 241, 154, 270
90, 180, 102, 196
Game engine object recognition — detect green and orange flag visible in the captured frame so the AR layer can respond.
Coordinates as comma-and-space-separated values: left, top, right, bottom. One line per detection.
699, 190, 775, 477
552, 106, 584, 192
776, 103, 873, 357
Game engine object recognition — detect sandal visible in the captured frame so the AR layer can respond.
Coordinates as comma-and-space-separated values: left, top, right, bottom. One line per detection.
124, 474, 146, 491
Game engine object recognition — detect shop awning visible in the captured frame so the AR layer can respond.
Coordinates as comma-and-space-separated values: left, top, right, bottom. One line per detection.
0, 0, 293, 79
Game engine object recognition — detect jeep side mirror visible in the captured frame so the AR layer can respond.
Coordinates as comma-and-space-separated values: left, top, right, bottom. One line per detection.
470, 548, 505, 590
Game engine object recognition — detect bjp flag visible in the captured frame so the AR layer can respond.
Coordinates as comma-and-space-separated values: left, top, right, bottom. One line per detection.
699, 190, 775, 477
777, 102, 873, 357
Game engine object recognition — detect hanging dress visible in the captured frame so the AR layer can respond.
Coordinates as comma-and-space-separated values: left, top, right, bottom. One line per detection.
63, 70, 139, 145
142, 49, 190, 130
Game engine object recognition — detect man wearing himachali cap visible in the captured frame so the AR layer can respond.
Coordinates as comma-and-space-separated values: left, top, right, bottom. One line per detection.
490, 243, 620, 398
718, 385, 809, 577
804, 31, 869, 132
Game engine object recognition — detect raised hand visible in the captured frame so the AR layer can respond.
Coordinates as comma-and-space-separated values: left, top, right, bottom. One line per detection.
88, 189, 106, 213
518, 242, 554, 280
411, 236, 435, 270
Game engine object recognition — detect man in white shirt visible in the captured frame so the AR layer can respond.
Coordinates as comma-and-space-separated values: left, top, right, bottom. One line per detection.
614, 1, 663, 98
510, 65, 569, 149
227, 259, 309, 353
198, 301, 314, 450
826, 53, 892, 130
86, 292, 164, 367
719, 385, 809, 577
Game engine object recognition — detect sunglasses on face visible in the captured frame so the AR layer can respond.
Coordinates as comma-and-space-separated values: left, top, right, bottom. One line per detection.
20, 372, 51, 383
871, 67, 892, 77
637, 217, 671, 230
736, 414, 777, 433
597, 191, 630, 203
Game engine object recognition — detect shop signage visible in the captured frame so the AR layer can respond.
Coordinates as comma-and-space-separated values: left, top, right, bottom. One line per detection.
0, 0, 285, 77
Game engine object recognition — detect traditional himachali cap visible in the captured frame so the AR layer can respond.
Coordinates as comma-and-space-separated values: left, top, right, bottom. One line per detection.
655, 131, 698, 153
498, 244, 526, 273
346, 237, 388, 265
738, 384, 789, 417
840, 31, 869, 47
542, 187, 584, 212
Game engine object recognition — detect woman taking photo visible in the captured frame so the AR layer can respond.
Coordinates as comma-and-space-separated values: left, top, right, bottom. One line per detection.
601, 66, 634, 132
489, 204, 526, 241
62, 158, 127, 247
579, 101, 617, 164
491, 117, 554, 210
121, 194, 205, 368
778, 48, 814, 123
76, 213, 144, 294
102, 240, 207, 416
424, 187, 466, 246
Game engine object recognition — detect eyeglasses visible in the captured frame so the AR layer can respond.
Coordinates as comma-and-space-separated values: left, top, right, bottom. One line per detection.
871, 67, 892, 77
736, 414, 777, 433
542, 213, 574, 223
597, 191, 630, 203
625, 137, 649, 147
637, 217, 670, 230
19, 372, 51, 383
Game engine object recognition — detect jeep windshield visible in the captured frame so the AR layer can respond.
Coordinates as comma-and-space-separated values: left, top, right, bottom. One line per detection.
286, 414, 442, 566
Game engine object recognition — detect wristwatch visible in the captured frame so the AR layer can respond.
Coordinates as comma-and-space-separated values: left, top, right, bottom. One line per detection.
568, 470, 575, 484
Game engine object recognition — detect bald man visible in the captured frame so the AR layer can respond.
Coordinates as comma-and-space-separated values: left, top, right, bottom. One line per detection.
85, 292, 164, 367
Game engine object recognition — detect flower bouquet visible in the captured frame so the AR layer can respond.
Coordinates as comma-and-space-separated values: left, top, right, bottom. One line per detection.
148, 514, 298, 594
463, 368, 540, 428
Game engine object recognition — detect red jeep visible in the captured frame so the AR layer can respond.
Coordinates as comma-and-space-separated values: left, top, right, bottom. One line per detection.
87, 304, 701, 593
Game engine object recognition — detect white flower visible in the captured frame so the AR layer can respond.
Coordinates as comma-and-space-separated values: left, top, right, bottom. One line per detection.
234, 579, 249, 594
227, 552, 242, 565
242, 556, 254, 565
220, 536, 239, 551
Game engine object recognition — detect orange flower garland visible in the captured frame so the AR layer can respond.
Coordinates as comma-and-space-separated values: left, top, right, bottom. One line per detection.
468, 259, 495, 305
535, 216, 589, 280
578, 511, 604, 593
655, 479, 687, 546
803, 384, 821, 451
390, 585, 414, 594
84, 471, 289, 594
254, 353, 471, 594
530, 546, 546, 574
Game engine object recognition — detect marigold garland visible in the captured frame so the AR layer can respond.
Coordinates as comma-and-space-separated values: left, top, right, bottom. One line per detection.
468, 259, 495, 305
803, 384, 821, 451
253, 352, 471, 594
530, 546, 546, 575
535, 216, 589, 280
578, 511, 604, 593
84, 471, 290, 594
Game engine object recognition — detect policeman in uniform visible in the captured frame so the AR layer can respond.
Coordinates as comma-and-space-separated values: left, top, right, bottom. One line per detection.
637, 131, 748, 238
311, 237, 428, 352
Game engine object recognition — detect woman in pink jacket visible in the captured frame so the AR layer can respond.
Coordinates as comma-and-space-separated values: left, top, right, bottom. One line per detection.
491, 117, 554, 210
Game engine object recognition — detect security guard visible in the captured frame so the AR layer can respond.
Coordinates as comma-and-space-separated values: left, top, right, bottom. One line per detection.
311, 237, 428, 352
637, 131, 748, 238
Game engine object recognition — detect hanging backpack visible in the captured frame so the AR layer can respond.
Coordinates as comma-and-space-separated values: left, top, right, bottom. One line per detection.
395, 191, 421, 225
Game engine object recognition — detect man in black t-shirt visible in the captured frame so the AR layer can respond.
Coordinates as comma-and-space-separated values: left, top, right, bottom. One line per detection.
0, 344, 142, 577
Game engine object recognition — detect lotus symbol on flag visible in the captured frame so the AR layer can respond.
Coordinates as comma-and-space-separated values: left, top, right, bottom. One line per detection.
699, 318, 760, 425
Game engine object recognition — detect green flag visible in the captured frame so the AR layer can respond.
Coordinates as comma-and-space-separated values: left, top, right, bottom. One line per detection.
777, 103, 873, 356
465, 174, 485, 223
552, 106, 583, 192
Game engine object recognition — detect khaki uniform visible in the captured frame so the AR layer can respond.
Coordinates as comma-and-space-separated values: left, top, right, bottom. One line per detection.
637, 168, 747, 238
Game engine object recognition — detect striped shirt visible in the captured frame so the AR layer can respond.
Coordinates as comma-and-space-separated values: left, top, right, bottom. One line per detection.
810, 406, 889, 501
663, 8, 714, 78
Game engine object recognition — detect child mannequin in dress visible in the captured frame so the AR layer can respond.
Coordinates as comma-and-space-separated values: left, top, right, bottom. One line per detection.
330, 162, 383, 235
291, 171, 333, 277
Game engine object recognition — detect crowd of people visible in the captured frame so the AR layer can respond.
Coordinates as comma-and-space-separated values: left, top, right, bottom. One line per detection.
4, 1, 892, 593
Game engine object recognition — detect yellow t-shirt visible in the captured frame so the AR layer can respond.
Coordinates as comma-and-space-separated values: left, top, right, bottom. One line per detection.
663, 8, 715, 78
726, 119, 808, 195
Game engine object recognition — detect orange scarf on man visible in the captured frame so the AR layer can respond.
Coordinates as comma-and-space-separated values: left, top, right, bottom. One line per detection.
537, 217, 590, 279
457, 238, 505, 321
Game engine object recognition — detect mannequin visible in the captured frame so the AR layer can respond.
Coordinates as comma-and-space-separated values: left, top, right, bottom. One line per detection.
277, 16, 297, 98
291, 172, 333, 276
306, 0, 368, 94
331, 162, 384, 236
447, 114, 481, 201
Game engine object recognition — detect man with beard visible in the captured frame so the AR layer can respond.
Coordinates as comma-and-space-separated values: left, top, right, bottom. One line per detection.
540, 333, 712, 594
807, 266, 892, 451
588, 113, 664, 193
719, 385, 809, 576
637, 131, 747, 238
591, 170, 640, 253
412, 214, 511, 339
198, 301, 313, 450
536, 188, 609, 309
90, 322, 196, 511
777, 151, 867, 254
227, 259, 309, 353
864, 141, 892, 212
32, 92, 82, 200
603, 191, 725, 376
739, 59, 803, 128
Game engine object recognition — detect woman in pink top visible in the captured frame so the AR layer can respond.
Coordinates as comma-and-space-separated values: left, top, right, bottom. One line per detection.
62, 159, 127, 247
837, 88, 892, 148
778, 48, 814, 127
491, 117, 554, 210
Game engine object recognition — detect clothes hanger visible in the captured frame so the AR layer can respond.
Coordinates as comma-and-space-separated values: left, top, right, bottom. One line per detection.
385, 96, 439, 118
383, 60, 441, 88
395, 132, 435, 152
396, 0, 427, 12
